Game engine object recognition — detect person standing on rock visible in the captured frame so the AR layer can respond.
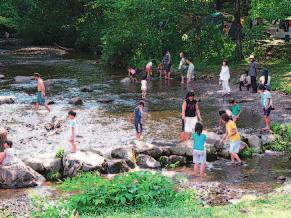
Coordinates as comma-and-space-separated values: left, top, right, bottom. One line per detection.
192, 122, 207, 177
219, 59, 231, 95
258, 84, 273, 131
219, 114, 242, 165
34, 73, 51, 112
182, 92, 203, 140
68, 110, 77, 153
248, 55, 257, 93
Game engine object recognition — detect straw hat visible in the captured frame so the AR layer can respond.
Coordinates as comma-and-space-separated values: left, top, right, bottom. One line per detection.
249, 54, 255, 59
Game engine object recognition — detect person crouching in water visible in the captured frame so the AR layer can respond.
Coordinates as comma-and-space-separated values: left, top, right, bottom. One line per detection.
219, 113, 242, 165
182, 92, 203, 140
129, 101, 150, 140
141, 75, 148, 99
0, 140, 14, 166
192, 123, 207, 177
68, 110, 77, 153
128, 67, 137, 83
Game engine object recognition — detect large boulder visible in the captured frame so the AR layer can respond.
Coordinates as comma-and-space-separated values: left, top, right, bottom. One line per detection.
0, 162, 45, 188
111, 147, 135, 160
0, 96, 16, 105
14, 76, 34, 83
205, 132, 221, 145
242, 134, 262, 152
69, 97, 83, 106
102, 159, 131, 174
43, 158, 62, 172
137, 146, 162, 160
63, 151, 105, 177
169, 146, 192, 157
260, 134, 276, 145
120, 77, 131, 83
23, 157, 45, 174
136, 154, 161, 169
23, 157, 61, 175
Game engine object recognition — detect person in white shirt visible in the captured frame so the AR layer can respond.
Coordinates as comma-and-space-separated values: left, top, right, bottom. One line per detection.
146, 61, 153, 80
68, 110, 77, 153
186, 58, 195, 83
0, 141, 15, 166
219, 59, 231, 95
179, 52, 187, 84
141, 75, 148, 99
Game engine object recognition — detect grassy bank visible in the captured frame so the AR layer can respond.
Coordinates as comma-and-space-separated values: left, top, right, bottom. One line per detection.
30, 171, 291, 218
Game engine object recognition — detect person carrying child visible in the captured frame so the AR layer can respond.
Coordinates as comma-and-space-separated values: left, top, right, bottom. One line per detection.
68, 110, 77, 153
129, 101, 150, 140
229, 99, 241, 123
192, 123, 207, 177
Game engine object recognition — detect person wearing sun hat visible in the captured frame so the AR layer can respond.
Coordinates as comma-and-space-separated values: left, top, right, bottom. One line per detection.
248, 54, 257, 93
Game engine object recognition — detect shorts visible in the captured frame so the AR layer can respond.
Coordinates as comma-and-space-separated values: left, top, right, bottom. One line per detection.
135, 122, 143, 134
263, 107, 272, 116
184, 117, 197, 133
36, 92, 45, 105
163, 63, 171, 73
229, 140, 241, 153
193, 150, 206, 164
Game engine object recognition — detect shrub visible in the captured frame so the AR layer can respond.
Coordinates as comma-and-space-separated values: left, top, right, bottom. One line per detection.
55, 148, 64, 159
32, 171, 195, 217
46, 170, 61, 182
240, 147, 256, 158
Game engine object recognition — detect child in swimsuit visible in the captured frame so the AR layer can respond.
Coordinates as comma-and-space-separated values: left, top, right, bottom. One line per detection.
141, 75, 147, 99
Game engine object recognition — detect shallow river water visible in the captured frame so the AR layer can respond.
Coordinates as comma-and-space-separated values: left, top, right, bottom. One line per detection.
0, 48, 290, 202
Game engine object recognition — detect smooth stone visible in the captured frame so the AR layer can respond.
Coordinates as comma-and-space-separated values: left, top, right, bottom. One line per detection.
14, 76, 34, 83
0, 74, 5, 79
111, 147, 135, 160
97, 99, 114, 104
136, 154, 161, 169
0, 96, 16, 105
68, 97, 83, 105
120, 77, 131, 83
80, 85, 93, 92
102, 159, 131, 174
137, 146, 162, 160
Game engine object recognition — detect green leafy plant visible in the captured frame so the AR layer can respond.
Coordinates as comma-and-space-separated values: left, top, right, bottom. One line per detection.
46, 170, 61, 182
55, 148, 65, 159
240, 147, 256, 158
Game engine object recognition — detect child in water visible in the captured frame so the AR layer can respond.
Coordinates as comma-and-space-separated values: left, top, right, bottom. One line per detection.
229, 99, 241, 123
129, 101, 150, 140
0, 140, 14, 166
141, 75, 147, 99
68, 110, 77, 153
192, 123, 207, 177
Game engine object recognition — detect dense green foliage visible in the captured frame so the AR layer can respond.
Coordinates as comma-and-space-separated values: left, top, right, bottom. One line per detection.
265, 123, 291, 152
2, 0, 289, 68
240, 146, 256, 158
32, 171, 194, 217
55, 148, 65, 159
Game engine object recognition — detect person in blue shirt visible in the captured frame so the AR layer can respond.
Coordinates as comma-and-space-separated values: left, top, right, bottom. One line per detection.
258, 84, 273, 131
129, 101, 150, 140
192, 122, 207, 177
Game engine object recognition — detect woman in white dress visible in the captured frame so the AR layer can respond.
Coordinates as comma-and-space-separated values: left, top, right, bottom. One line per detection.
219, 59, 231, 95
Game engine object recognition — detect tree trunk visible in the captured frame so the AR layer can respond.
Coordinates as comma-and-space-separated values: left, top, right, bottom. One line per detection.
235, 0, 243, 60
242, 0, 249, 16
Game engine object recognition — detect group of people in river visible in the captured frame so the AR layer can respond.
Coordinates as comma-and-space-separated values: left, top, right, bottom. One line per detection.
1, 50, 274, 178
128, 51, 273, 176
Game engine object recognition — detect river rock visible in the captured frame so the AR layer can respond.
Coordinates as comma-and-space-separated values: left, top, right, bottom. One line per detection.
169, 145, 192, 157
120, 77, 131, 83
0, 96, 16, 105
260, 134, 276, 145
22, 158, 45, 174
97, 99, 114, 104
136, 154, 161, 169
159, 155, 186, 167
0, 162, 45, 188
111, 147, 135, 160
43, 158, 62, 172
63, 151, 105, 177
102, 159, 130, 174
80, 85, 93, 92
0, 74, 5, 79
205, 132, 221, 144
242, 134, 261, 152
14, 76, 34, 83
69, 97, 83, 105
138, 146, 162, 160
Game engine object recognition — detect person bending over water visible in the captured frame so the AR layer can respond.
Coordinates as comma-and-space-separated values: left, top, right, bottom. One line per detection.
129, 101, 150, 140
68, 110, 77, 153
128, 67, 137, 83
34, 73, 51, 112
219, 114, 242, 165
192, 123, 207, 177
182, 92, 202, 140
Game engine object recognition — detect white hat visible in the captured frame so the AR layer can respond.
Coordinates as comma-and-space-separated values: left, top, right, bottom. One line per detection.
249, 54, 255, 59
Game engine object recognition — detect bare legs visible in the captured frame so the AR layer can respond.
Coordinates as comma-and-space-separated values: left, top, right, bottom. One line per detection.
230, 152, 241, 164
193, 164, 205, 177
262, 115, 270, 131
35, 103, 51, 112
70, 139, 76, 153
